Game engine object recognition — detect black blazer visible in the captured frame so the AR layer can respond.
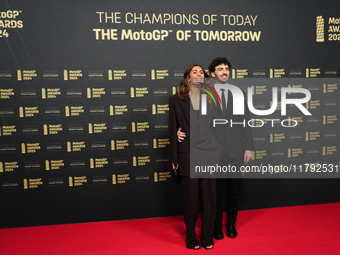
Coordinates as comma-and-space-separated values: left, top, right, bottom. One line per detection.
215, 89, 254, 158
169, 94, 222, 176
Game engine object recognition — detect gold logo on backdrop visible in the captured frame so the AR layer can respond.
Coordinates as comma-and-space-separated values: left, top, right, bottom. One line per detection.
65, 106, 70, 116
111, 140, 115, 150
18, 70, 38, 81
21, 143, 26, 154
288, 148, 291, 158
43, 124, 48, 135
19, 107, 24, 117
112, 70, 127, 80
151, 69, 155, 80
112, 174, 116, 185
42, 88, 46, 99
108, 70, 113, 80
89, 123, 93, 134
308, 131, 321, 141
154, 172, 158, 182
23, 179, 28, 189
172, 87, 176, 95
137, 156, 150, 166
153, 139, 157, 148
316, 16, 324, 42
90, 158, 94, 168
322, 83, 338, 93
305, 132, 309, 141
270, 134, 273, 143
0, 126, 16, 136
272, 69, 286, 78
133, 156, 137, 166
113, 105, 128, 115
155, 70, 170, 80
255, 150, 267, 160
45, 160, 50, 170
131, 87, 135, 98
308, 68, 321, 78
291, 148, 303, 157
114, 140, 129, 150
110, 105, 114, 115
152, 104, 156, 114
64, 70, 68, 80
67, 142, 71, 152
0, 162, 3, 173
135, 122, 149, 132
323, 146, 326, 155
157, 138, 169, 148
132, 122, 136, 132
326, 146, 337, 155
69, 177, 73, 187
17, 70, 22, 81
255, 85, 267, 95
87, 88, 91, 98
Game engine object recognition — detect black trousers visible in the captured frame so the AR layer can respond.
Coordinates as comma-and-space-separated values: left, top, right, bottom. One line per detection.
182, 177, 216, 248
215, 156, 243, 227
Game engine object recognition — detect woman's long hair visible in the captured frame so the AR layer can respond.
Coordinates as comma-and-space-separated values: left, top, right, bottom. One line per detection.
177, 64, 214, 108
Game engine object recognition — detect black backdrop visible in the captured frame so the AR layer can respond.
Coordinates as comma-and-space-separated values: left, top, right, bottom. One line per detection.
1, 0, 340, 228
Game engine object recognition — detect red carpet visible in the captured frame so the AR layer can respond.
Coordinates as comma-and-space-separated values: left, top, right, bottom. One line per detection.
1, 203, 339, 254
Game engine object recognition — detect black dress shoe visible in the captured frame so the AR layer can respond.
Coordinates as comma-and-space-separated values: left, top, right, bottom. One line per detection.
226, 224, 238, 238
213, 225, 224, 240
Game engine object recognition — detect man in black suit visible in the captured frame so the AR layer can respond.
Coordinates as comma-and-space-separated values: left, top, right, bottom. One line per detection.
177, 57, 254, 240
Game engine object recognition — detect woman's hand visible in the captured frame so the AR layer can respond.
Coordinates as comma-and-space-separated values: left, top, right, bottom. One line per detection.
172, 162, 179, 170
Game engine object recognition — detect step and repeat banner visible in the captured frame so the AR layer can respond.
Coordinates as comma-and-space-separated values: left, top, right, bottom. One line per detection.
1, 0, 340, 228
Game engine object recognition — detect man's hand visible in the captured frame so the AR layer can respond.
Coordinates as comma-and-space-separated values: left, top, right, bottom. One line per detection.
244, 150, 253, 164
177, 127, 186, 142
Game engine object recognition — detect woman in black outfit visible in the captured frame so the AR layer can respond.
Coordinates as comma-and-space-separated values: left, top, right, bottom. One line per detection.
169, 64, 222, 250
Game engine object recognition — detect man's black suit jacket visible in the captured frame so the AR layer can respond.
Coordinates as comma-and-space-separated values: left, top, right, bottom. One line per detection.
215, 89, 254, 159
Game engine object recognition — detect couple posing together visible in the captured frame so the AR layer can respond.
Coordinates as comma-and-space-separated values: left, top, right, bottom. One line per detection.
169, 57, 254, 250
